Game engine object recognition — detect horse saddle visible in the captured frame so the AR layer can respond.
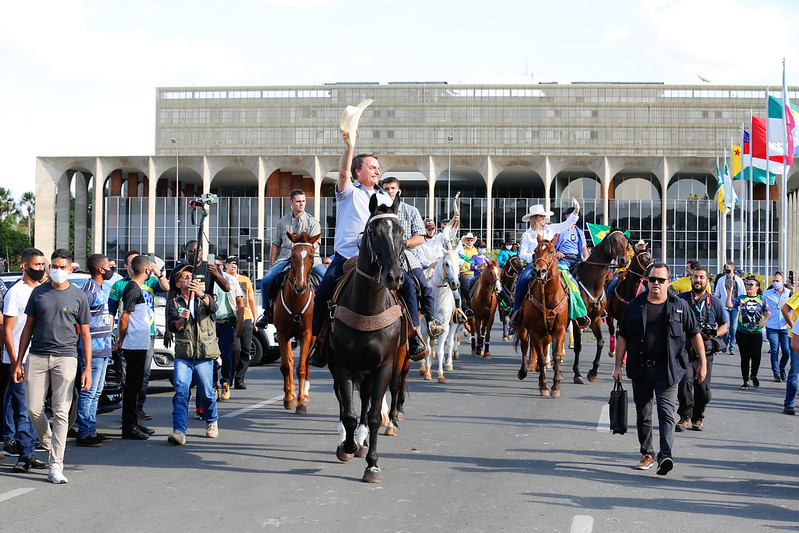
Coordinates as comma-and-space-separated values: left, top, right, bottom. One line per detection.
269, 266, 322, 301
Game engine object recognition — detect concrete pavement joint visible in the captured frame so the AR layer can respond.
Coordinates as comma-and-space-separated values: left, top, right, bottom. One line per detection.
220, 394, 284, 418
0, 488, 34, 503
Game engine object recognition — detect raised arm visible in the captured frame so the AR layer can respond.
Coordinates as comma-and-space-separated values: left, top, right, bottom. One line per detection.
337, 132, 355, 193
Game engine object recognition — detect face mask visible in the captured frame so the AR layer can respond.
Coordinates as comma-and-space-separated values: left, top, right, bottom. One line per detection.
505, 245, 512, 250
27, 268, 45, 282
478, 248, 487, 254
725, 269, 732, 275
110, 266, 117, 275
774, 281, 783, 290
102, 268, 115, 281
49, 268, 69, 285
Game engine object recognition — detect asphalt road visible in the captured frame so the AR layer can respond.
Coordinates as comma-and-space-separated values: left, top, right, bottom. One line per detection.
2, 326, 798, 532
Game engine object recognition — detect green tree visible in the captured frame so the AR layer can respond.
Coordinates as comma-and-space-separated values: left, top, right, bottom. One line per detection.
0, 187, 19, 223
0, 219, 31, 269
20, 191, 34, 241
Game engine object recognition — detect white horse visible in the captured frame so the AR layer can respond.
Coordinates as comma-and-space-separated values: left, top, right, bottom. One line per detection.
421, 248, 463, 383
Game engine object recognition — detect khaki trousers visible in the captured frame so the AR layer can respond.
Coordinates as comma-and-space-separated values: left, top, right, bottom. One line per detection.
25, 353, 77, 469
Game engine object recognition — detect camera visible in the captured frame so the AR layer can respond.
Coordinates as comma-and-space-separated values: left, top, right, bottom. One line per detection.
188, 193, 218, 209
701, 325, 717, 338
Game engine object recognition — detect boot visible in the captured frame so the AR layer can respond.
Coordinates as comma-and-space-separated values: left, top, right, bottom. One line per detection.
307, 337, 326, 368
408, 327, 430, 361
509, 309, 523, 330
576, 315, 591, 329
427, 317, 445, 339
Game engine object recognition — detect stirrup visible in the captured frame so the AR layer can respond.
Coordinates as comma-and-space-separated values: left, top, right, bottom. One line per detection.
576, 315, 591, 329
307, 338, 326, 368
509, 309, 522, 330
427, 319, 445, 339
454, 308, 468, 324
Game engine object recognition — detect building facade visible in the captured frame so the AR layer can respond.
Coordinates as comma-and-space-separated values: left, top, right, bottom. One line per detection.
36, 82, 799, 277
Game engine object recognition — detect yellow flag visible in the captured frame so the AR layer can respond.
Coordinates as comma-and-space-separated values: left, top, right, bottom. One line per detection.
732, 144, 742, 179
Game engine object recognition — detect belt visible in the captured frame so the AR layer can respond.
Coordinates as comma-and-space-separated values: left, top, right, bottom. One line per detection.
216, 316, 236, 325
643, 360, 660, 368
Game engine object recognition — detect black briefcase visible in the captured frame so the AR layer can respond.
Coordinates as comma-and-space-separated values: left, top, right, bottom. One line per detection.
608, 380, 628, 435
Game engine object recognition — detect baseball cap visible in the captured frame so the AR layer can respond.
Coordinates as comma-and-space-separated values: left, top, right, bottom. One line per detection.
424, 218, 435, 228
224, 256, 238, 265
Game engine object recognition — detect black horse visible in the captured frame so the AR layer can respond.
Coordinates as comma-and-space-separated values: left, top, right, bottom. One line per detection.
328, 193, 407, 483
499, 255, 523, 341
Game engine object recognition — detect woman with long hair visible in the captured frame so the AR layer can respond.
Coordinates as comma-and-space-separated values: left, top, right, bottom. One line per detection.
726, 276, 771, 389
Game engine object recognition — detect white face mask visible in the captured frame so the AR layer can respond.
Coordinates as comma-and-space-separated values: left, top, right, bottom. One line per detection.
505, 245, 512, 250
774, 281, 783, 290
49, 268, 69, 285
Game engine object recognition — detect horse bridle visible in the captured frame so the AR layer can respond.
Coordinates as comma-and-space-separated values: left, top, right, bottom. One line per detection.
432, 252, 458, 288
533, 244, 559, 283
626, 250, 654, 279
581, 230, 628, 267
356, 213, 400, 285
281, 241, 314, 321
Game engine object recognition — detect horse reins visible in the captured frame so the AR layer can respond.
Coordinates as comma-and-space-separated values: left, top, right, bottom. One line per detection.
356, 212, 400, 285
283, 241, 315, 321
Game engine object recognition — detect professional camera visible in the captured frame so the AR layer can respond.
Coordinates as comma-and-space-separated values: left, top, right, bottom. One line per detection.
188, 193, 218, 209
701, 325, 717, 338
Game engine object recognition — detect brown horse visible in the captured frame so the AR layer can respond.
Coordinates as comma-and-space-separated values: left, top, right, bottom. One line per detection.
469, 259, 501, 359
606, 243, 653, 357
516, 236, 569, 397
571, 230, 629, 384
499, 255, 523, 341
274, 231, 320, 414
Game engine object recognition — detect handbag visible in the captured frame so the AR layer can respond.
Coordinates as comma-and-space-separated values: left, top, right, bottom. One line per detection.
608, 380, 628, 435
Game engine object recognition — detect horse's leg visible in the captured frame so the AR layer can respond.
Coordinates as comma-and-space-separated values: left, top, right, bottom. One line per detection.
572, 323, 584, 384
607, 315, 617, 358
277, 334, 297, 410
551, 326, 566, 398
483, 313, 495, 360
336, 369, 359, 459
436, 323, 448, 382
396, 354, 409, 422
536, 337, 550, 396
588, 317, 604, 382
355, 374, 372, 458
363, 365, 393, 483
517, 326, 529, 380
470, 318, 478, 356
295, 328, 312, 414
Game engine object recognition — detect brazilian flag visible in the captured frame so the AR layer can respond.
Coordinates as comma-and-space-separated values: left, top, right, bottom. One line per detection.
587, 223, 631, 247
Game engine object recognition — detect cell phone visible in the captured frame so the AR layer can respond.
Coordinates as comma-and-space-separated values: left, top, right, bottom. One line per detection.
790, 270, 794, 285
148, 253, 155, 262
207, 253, 215, 266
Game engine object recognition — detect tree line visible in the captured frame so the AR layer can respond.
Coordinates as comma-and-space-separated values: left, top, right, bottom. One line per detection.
0, 188, 35, 270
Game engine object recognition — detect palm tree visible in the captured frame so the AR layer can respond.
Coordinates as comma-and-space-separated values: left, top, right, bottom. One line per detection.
20, 191, 34, 240
0, 188, 19, 223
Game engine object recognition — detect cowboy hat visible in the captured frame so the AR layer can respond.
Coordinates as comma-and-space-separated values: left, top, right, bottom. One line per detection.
521, 204, 554, 222
462, 232, 476, 241
339, 99, 374, 147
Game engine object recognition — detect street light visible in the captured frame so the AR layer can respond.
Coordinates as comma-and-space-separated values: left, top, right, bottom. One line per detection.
171, 138, 179, 266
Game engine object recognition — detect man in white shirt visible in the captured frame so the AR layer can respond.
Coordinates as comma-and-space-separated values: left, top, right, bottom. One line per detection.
713, 261, 746, 354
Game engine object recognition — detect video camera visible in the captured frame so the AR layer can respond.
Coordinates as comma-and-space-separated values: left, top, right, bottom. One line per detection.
188, 193, 218, 209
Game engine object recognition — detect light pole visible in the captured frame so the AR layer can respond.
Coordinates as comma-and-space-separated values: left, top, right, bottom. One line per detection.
447, 134, 454, 201
171, 138, 179, 266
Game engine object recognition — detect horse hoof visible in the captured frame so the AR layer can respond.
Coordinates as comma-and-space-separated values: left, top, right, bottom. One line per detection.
385, 426, 398, 437
608, 352, 615, 358
551, 389, 561, 398
423, 370, 431, 380
397, 412, 405, 421
540, 389, 550, 397
573, 375, 585, 385
483, 353, 490, 360
284, 398, 297, 410
381, 415, 390, 428
336, 445, 354, 462
437, 374, 446, 383
419, 366, 426, 375
355, 445, 368, 458
295, 404, 307, 415
362, 467, 383, 483
587, 371, 598, 383
569, 342, 574, 349
445, 363, 453, 371
518, 369, 527, 380
452, 353, 459, 361
502, 336, 508, 342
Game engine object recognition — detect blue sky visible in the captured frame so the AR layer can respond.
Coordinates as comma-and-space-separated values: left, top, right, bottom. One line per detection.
1, 0, 797, 197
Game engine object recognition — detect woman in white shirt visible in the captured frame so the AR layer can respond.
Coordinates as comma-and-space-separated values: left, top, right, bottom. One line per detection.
510, 197, 590, 329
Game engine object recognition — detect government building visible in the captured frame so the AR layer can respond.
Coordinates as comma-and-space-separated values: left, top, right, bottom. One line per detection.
35, 82, 799, 278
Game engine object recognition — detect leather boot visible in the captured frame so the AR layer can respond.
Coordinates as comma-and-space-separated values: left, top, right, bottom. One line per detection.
427, 318, 445, 339
307, 338, 326, 368
576, 315, 592, 329
509, 309, 523, 330
408, 327, 430, 361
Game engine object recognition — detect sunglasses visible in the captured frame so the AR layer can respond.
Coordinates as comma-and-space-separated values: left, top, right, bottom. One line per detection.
745, 282, 758, 287
648, 276, 668, 284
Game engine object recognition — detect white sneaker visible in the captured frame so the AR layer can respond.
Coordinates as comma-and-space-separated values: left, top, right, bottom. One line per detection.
168, 430, 186, 445
205, 421, 218, 439
48, 465, 68, 484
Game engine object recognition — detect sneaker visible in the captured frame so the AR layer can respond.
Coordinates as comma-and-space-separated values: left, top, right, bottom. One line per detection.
195, 408, 204, 420
234, 378, 247, 390
636, 454, 655, 470
47, 465, 68, 484
205, 421, 219, 439
781, 370, 787, 381
774, 375, 783, 383
76, 435, 103, 447
220, 382, 231, 401
121, 426, 149, 440
4, 440, 20, 456
136, 408, 152, 421
741, 381, 750, 390
136, 424, 155, 436
692, 420, 704, 431
783, 406, 796, 415
13, 458, 31, 473
751, 376, 760, 388
656, 456, 674, 476
168, 430, 186, 445
675, 418, 691, 432
93, 433, 112, 443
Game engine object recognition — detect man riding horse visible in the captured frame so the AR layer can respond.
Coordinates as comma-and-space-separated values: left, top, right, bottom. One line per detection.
510, 198, 591, 330
308, 133, 429, 367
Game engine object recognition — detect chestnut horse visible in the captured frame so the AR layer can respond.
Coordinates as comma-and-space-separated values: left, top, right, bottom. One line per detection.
469, 260, 502, 359
274, 231, 320, 414
328, 193, 406, 483
499, 255, 523, 341
516, 236, 569, 397
571, 230, 629, 384
607, 243, 653, 357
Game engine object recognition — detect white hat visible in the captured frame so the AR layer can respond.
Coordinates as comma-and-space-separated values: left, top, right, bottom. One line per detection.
339, 99, 374, 147
462, 232, 476, 241
521, 204, 554, 222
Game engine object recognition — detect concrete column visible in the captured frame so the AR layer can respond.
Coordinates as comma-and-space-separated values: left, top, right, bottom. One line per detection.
257, 157, 266, 279
427, 156, 436, 220
484, 156, 494, 247
602, 157, 611, 226
543, 156, 552, 210
660, 157, 668, 264
147, 158, 157, 255
56, 173, 71, 250
93, 158, 104, 254
201, 157, 211, 257
73, 172, 88, 268
34, 160, 57, 254
312, 156, 322, 217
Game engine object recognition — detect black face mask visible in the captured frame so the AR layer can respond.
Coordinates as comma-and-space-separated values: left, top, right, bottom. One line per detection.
725, 269, 732, 275
102, 268, 115, 281
27, 268, 45, 282
110, 266, 117, 275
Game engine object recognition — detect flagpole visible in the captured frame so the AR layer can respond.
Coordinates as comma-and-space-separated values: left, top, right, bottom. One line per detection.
749, 111, 755, 275
728, 142, 735, 264
717, 157, 727, 269
739, 123, 745, 268
765, 86, 771, 280
781, 58, 791, 276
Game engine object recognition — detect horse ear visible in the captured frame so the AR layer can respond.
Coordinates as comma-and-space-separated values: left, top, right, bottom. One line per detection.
391, 192, 401, 213
286, 232, 297, 243
551, 234, 558, 246
369, 192, 379, 215
309, 232, 321, 245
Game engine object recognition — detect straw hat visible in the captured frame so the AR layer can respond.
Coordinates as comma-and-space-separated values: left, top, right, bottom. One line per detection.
462, 232, 476, 242
521, 204, 554, 222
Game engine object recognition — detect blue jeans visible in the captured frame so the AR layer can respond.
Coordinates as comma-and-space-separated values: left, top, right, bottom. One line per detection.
724, 308, 740, 350
172, 358, 218, 433
784, 348, 799, 408
512, 264, 535, 314
261, 260, 326, 310
216, 321, 235, 385
6, 372, 36, 459
76, 356, 110, 439
312, 252, 420, 335
766, 327, 791, 378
